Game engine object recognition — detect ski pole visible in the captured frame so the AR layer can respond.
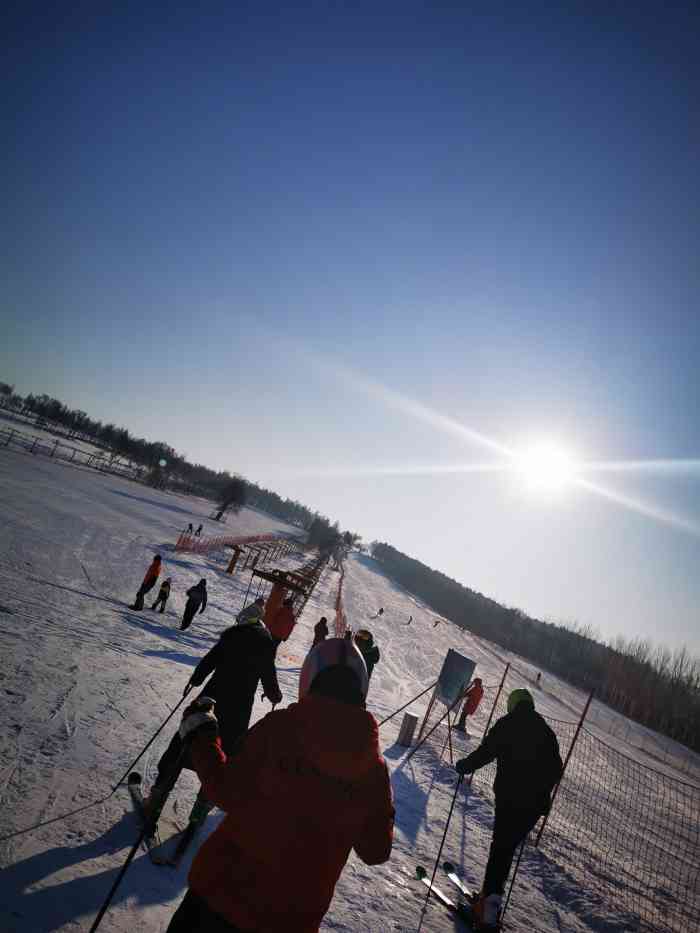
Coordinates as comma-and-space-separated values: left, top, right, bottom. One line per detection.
110, 688, 191, 792
89, 746, 188, 933
417, 774, 463, 932
377, 680, 438, 727
501, 835, 526, 920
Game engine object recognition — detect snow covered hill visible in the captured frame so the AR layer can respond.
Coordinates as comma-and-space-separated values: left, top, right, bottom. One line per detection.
1, 449, 697, 932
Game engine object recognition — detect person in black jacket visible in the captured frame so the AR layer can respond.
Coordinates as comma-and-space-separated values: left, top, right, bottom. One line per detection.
146, 612, 283, 812
455, 689, 563, 930
180, 579, 208, 631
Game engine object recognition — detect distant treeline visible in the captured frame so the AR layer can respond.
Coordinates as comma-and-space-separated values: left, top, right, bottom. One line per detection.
370, 541, 700, 754
0, 383, 355, 549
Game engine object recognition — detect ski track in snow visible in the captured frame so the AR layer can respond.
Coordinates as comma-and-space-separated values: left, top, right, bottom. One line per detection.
0, 448, 698, 933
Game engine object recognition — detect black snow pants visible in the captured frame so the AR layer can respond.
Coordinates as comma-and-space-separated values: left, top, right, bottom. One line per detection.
133, 579, 157, 610
167, 890, 241, 933
151, 594, 168, 612
180, 599, 199, 630
483, 803, 541, 896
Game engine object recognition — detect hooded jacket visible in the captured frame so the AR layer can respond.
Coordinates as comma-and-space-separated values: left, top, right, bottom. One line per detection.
190, 623, 281, 747
267, 603, 296, 641
459, 702, 563, 814
463, 681, 484, 716
188, 695, 394, 932
186, 581, 208, 613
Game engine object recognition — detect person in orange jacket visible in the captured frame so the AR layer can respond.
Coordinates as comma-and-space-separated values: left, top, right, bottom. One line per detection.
455, 677, 484, 732
166, 638, 394, 933
267, 596, 296, 655
130, 555, 162, 611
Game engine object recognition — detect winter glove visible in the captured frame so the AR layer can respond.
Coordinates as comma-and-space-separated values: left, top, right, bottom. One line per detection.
262, 687, 283, 706
179, 696, 218, 742
455, 757, 473, 777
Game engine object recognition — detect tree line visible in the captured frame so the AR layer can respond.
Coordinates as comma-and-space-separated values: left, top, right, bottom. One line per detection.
0, 383, 357, 548
370, 541, 700, 754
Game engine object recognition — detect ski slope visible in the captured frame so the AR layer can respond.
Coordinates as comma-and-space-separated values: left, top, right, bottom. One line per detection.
0, 449, 697, 932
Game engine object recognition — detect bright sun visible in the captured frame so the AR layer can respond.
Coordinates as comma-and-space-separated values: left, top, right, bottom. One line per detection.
516, 444, 578, 492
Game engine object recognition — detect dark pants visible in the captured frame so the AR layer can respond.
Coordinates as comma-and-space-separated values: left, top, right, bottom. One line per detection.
132, 579, 156, 610
167, 890, 241, 933
151, 594, 168, 612
270, 637, 282, 657
483, 804, 541, 896
180, 600, 199, 630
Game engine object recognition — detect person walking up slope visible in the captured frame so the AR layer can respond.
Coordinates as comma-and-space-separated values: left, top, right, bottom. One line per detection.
455, 677, 484, 733
145, 600, 282, 822
180, 579, 208, 631
130, 555, 162, 611
455, 689, 563, 930
165, 638, 394, 933
312, 615, 329, 647
151, 578, 171, 613
267, 596, 296, 655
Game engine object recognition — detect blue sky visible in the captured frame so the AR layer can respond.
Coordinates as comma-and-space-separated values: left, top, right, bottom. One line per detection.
3, 3, 699, 651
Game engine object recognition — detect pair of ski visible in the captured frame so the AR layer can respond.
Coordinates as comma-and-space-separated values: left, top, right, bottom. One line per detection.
416, 862, 504, 930
127, 771, 209, 867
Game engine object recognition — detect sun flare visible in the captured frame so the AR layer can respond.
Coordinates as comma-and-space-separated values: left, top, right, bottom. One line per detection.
517, 444, 578, 492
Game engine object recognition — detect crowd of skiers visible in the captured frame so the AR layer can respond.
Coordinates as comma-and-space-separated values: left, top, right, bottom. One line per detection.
127, 554, 560, 932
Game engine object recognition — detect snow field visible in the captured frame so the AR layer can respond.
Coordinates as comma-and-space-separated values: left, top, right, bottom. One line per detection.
1, 449, 698, 932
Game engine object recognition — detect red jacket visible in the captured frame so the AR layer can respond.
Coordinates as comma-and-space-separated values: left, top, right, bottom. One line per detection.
463, 681, 484, 716
189, 695, 394, 932
142, 560, 161, 586
267, 604, 296, 641
264, 583, 286, 626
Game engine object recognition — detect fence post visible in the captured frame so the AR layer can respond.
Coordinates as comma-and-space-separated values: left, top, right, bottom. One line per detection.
534, 688, 594, 848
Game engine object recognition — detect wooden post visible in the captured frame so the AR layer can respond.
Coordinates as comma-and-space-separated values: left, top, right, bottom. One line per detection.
397, 713, 418, 746
226, 546, 242, 574
535, 688, 594, 848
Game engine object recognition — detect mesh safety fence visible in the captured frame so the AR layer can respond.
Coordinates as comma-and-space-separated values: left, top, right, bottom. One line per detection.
414, 665, 700, 932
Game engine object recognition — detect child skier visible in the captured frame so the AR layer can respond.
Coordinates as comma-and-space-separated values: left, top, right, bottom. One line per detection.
455, 689, 563, 930
150, 578, 171, 613
312, 615, 329, 647
165, 638, 394, 932
236, 595, 265, 625
180, 579, 207, 631
455, 677, 484, 733
130, 555, 162, 610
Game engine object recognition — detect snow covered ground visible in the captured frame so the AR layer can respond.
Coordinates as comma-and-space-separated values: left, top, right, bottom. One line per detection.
0, 449, 698, 932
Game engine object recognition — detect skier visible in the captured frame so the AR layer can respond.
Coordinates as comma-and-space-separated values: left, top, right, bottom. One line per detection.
536, 672, 542, 688
186, 522, 194, 534
354, 629, 380, 681
150, 577, 172, 613
406, 615, 413, 625
130, 555, 162, 610
455, 689, 563, 930
267, 596, 296, 655
370, 607, 384, 619
145, 601, 283, 821
433, 619, 442, 628
312, 615, 329, 647
454, 677, 484, 733
180, 579, 208, 631
194, 523, 203, 537
165, 638, 394, 933
236, 595, 265, 625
